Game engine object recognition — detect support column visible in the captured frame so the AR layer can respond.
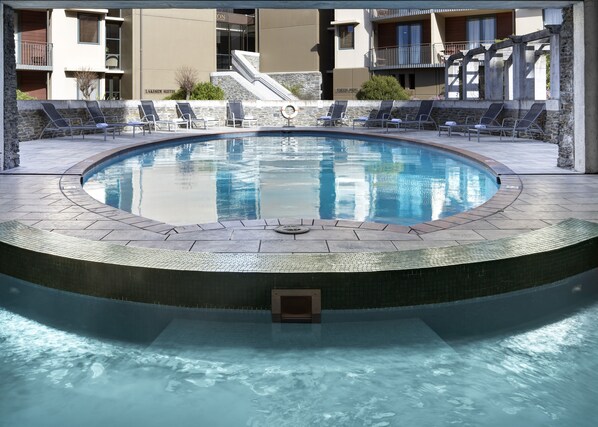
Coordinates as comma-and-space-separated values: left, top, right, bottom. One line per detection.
511, 37, 527, 100
445, 57, 461, 100
524, 45, 536, 99
484, 49, 504, 100
1, 1, 4, 172
461, 56, 479, 100
2, 4, 17, 169
548, 29, 561, 100
583, 0, 598, 172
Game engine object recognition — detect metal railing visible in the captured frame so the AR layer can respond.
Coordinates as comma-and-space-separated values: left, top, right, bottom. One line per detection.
369, 41, 495, 69
16, 41, 53, 68
369, 9, 466, 20
105, 54, 120, 69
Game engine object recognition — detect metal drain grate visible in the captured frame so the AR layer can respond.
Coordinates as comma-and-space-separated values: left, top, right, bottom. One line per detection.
274, 225, 310, 235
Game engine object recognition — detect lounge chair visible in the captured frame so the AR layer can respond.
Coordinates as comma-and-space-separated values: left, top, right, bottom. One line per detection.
176, 102, 219, 129
140, 100, 188, 132
352, 100, 394, 128
386, 100, 437, 132
39, 102, 114, 140
468, 102, 545, 142
439, 102, 504, 137
226, 101, 258, 127
316, 100, 348, 126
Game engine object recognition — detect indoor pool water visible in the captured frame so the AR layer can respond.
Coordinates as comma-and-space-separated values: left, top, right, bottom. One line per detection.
83, 133, 499, 226
1, 275, 598, 427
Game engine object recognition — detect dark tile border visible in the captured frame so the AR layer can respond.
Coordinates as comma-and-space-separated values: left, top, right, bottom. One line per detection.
1, 219, 597, 309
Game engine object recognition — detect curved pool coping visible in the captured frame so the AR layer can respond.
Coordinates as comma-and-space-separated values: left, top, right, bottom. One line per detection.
0, 128, 597, 309
61, 128, 523, 237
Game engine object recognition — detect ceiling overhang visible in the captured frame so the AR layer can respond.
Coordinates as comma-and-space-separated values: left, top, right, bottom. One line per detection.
2, 0, 581, 10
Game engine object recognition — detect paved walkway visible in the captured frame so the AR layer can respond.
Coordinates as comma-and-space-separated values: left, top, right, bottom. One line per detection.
1, 127, 596, 253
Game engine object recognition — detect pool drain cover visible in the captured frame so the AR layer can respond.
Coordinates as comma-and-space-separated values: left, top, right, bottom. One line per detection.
274, 225, 310, 235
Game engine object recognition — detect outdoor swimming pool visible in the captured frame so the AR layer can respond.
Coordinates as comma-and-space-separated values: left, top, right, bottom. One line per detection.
1, 271, 597, 427
83, 133, 499, 226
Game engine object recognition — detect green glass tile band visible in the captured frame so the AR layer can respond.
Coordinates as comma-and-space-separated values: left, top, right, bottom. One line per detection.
1, 219, 597, 309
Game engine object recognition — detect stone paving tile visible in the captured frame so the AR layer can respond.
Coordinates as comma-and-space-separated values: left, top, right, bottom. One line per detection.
450, 220, 499, 230
424, 219, 459, 229
384, 224, 411, 233
241, 219, 267, 227
190, 240, 260, 253
475, 229, 531, 240
336, 219, 363, 228
327, 240, 398, 253
264, 218, 280, 226
73, 212, 111, 221
231, 229, 294, 240
86, 221, 139, 230
508, 203, 571, 212
0, 212, 27, 221
52, 229, 112, 240
278, 218, 303, 225
199, 222, 225, 230
142, 223, 175, 233
220, 220, 245, 228
14, 220, 39, 226
564, 204, 598, 212
17, 212, 81, 221
355, 229, 422, 241
486, 219, 550, 230
33, 220, 95, 230
294, 229, 357, 240
167, 229, 233, 241
410, 223, 443, 233
359, 221, 387, 230
126, 240, 194, 251
313, 219, 338, 227
393, 240, 460, 251
173, 224, 201, 233
101, 230, 167, 241
419, 230, 485, 241
9, 204, 69, 213
259, 240, 329, 253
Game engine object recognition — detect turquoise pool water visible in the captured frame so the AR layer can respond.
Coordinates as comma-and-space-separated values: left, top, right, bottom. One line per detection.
83, 133, 499, 226
1, 272, 597, 427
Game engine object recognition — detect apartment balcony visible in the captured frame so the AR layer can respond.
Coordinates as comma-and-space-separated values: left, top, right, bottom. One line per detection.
369, 41, 494, 69
369, 9, 466, 21
16, 41, 53, 71
105, 54, 121, 70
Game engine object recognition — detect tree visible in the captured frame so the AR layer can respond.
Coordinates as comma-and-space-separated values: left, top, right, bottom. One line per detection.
74, 68, 98, 100
175, 66, 199, 100
355, 75, 410, 101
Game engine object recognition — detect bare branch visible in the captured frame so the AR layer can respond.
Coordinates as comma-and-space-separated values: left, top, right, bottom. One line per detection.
74, 68, 98, 100
175, 66, 199, 100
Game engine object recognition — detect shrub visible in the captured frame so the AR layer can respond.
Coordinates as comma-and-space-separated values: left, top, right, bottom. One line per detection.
16, 89, 36, 100
165, 82, 225, 100
355, 75, 410, 100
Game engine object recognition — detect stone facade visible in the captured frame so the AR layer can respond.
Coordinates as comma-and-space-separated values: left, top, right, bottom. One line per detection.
557, 6, 575, 168
210, 74, 256, 100
267, 72, 322, 100
4, 6, 19, 169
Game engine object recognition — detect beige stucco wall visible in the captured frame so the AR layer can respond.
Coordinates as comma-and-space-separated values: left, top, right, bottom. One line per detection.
333, 9, 371, 70
258, 9, 320, 72
514, 9, 544, 34
122, 9, 216, 100
49, 9, 107, 99
332, 67, 370, 100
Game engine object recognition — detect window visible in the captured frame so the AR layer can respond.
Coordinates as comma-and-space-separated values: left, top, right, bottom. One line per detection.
397, 22, 422, 64
79, 13, 99, 44
466, 16, 496, 48
339, 25, 355, 50
408, 74, 415, 90
398, 74, 406, 89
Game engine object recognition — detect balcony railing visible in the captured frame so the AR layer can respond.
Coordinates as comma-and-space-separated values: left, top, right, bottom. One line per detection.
369, 41, 495, 69
16, 41, 53, 69
105, 53, 121, 70
370, 9, 467, 20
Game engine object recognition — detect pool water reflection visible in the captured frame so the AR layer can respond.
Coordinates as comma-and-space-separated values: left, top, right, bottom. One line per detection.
83, 133, 499, 226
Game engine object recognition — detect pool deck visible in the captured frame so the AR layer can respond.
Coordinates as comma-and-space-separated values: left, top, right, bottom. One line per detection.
1, 126, 596, 254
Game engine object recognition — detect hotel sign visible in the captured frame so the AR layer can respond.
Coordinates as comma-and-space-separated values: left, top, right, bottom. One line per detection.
145, 89, 176, 94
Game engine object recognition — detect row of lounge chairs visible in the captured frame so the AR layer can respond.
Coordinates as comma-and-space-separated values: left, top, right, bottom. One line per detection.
38, 99, 545, 142
39, 100, 258, 139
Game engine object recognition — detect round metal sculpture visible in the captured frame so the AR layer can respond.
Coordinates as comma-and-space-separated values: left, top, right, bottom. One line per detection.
274, 225, 310, 235
281, 103, 299, 127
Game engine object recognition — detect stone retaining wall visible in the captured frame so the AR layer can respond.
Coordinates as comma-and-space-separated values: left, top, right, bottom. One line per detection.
267, 72, 322, 100
3, 6, 18, 169
17, 99, 561, 145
